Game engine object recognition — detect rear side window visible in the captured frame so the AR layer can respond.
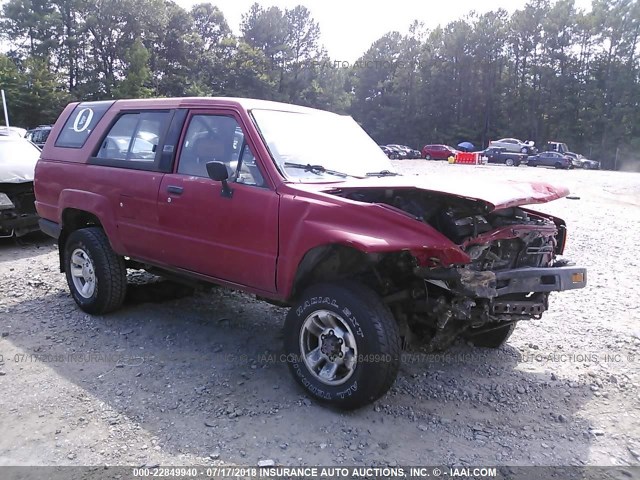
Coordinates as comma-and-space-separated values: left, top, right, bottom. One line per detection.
96, 112, 168, 162
55, 101, 114, 148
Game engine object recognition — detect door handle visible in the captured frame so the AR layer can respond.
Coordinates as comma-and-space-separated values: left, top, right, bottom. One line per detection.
167, 186, 183, 195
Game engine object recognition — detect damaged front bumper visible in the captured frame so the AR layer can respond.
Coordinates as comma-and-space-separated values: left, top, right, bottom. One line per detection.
494, 266, 586, 296
0, 190, 40, 238
415, 264, 587, 299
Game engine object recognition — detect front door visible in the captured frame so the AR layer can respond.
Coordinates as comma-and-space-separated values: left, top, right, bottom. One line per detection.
157, 111, 279, 293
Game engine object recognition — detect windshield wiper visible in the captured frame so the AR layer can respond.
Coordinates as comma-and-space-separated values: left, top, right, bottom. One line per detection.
283, 162, 350, 178
366, 170, 400, 177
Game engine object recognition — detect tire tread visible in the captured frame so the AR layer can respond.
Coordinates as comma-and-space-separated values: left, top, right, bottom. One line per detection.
336, 280, 401, 404
285, 280, 401, 409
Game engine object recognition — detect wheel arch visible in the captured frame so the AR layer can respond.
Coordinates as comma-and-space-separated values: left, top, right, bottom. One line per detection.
58, 208, 111, 272
55, 188, 124, 272
288, 243, 375, 302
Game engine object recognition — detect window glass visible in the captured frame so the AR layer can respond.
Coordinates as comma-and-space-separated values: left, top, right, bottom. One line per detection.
177, 114, 265, 187
251, 109, 393, 181
97, 114, 137, 159
235, 142, 265, 186
130, 112, 166, 160
96, 111, 168, 162
55, 101, 114, 148
31, 130, 50, 143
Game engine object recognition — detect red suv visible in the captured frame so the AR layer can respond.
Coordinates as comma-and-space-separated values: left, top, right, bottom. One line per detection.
421, 144, 458, 160
35, 97, 586, 409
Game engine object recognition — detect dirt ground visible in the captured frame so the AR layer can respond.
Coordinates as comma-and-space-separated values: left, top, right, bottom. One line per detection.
0, 161, 638, 469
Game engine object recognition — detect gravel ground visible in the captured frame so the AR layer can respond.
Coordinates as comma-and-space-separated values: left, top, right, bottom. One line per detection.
0, 161, 638, 468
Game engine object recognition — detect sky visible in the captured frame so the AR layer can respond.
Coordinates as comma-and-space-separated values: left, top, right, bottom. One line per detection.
174, 0, 594, 62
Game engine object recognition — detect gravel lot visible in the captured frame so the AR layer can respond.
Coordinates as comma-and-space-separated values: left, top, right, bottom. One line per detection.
0, 161, 638, 468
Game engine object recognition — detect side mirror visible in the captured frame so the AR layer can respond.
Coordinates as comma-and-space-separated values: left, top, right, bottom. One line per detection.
206, 161, 233, 198
206, 161, 228, 181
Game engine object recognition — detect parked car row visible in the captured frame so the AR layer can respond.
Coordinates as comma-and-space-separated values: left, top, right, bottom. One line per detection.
379, 144, 421, 159
419, 136, 601, 170
380, 136, 602, 170
524, 151, 598, 170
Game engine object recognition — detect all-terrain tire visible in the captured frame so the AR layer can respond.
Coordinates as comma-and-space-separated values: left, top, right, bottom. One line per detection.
465, 322, 517, 349
64, 227, 127, 314
284, 281, 401, 409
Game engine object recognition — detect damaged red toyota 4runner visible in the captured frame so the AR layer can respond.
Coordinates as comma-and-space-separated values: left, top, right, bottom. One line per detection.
34, 98, 586, 409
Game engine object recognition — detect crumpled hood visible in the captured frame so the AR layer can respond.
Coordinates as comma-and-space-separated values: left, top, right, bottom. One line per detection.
0, 152, 38, 183
290, 175, 570, 211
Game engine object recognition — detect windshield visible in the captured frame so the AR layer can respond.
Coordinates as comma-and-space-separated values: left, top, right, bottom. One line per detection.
250, 109, 395, 181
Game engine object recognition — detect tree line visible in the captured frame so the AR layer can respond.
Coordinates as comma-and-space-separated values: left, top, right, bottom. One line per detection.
1, 0, 639, 169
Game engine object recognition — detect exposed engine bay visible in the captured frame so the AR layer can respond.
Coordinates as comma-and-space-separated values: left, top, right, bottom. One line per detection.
329, 187, 578, 350
0, 182, 40, 238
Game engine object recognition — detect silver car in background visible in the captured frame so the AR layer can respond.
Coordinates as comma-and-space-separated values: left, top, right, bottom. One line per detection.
489, 137, 536, 154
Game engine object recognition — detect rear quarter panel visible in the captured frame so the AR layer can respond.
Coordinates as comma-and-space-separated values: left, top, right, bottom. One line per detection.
34, 161, 126, 253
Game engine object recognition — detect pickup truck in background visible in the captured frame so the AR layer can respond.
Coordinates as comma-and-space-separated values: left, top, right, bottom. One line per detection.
479, 147, 528, 166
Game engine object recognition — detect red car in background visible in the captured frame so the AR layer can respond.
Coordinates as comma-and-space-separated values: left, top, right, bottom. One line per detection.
421, 144, 458, 160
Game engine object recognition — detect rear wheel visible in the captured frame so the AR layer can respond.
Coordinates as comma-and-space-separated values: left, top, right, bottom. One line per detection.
284, 281, 401, 409
424, 154, 432, 160
64, 227, 127, 314
465, 322, 517, 349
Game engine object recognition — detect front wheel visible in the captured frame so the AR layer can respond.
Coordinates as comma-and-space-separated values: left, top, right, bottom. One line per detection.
465, 322, 517, 348
64, 227, 127, 314
505, 158, 515, 167
284, 281, 401, 409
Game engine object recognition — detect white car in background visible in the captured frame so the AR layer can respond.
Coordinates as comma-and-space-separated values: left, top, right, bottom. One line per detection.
0, 126, 28, 138
489, 137, 536, 154
0, 135, 41, 237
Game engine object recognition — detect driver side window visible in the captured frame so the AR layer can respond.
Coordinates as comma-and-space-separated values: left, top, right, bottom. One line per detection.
177, 114, 265, 187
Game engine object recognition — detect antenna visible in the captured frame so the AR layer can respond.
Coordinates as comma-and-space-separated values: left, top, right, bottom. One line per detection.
1, 89, 10, 134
